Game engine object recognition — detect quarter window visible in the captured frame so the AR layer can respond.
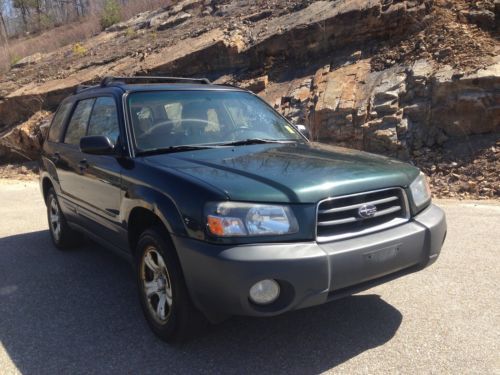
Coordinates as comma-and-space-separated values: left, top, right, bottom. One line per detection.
64, 99, 95, 145
48, 102, 72, 143
87, 97, 120, 145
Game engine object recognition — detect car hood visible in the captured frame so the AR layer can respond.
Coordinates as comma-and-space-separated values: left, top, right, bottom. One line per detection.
144, 142, 419, 203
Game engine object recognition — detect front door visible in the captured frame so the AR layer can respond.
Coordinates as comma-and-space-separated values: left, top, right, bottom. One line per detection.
75, 97, 124, 248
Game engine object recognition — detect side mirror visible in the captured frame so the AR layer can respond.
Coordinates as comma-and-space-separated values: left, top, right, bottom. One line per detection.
80, 136, 115, 155
296, 124, 311, 140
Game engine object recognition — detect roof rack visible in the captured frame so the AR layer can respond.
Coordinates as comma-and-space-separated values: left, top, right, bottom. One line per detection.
100, 76, 211, 87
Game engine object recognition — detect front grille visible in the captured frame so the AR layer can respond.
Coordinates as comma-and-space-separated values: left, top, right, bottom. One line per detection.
316, 188, 409, 242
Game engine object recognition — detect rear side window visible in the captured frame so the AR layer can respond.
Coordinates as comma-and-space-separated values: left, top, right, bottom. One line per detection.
87, 97, 120, 145
64, 99, 95, 145
47, 102, 72, 143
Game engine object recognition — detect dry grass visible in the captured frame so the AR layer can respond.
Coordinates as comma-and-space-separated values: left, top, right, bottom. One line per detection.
0, 0, 172, 73
0, 18, 100, 72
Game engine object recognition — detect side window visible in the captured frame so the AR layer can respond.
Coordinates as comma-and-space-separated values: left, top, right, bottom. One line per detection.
64, 99, 95, 145
87, 97, 120, 145
48, 102, 72, 143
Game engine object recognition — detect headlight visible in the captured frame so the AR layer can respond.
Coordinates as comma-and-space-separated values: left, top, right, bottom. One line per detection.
410, 172, 432, 208
206, 202, 299, 237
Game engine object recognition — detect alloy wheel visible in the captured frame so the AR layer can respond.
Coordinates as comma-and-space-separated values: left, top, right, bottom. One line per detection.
49, 195, 62, 242
141, 246, 173, 324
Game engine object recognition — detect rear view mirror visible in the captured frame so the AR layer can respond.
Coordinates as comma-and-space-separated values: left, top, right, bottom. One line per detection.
296, 124, 311, 140
80, 136, 115, 155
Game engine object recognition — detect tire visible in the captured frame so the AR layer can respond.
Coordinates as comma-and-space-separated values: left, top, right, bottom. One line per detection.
135, 226, 203, 343
46, 188, 82, 249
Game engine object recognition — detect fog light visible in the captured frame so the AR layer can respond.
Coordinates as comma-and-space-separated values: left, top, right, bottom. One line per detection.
249, 279, 280, 305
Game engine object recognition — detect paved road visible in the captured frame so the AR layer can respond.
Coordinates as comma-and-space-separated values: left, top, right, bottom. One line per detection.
0, 181, 499, 374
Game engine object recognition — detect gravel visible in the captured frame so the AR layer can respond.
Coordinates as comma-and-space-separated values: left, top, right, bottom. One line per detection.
0, 182, 499, 374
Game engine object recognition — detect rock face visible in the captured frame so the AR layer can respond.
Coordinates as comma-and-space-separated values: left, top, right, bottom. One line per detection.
272, 57, 500, 160
430, 61, 500, 138
0, 111, 52, 160
0, 0, 498, 198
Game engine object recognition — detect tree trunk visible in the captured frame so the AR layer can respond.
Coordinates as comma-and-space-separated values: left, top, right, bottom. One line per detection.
20, 5, 29, 32
35, 0, 42, 31
0, 10, 8, 47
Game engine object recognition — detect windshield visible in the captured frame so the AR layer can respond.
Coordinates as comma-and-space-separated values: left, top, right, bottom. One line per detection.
127, 90, 302, 152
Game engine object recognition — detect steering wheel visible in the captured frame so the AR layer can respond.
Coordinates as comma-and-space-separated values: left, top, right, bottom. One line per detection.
137, 120, 175, 139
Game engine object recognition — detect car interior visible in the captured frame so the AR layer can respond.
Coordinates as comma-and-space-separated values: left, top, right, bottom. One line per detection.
130, 99, 236, 149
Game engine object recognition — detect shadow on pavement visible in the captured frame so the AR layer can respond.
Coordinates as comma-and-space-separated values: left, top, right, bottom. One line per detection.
0, 230, 403, 374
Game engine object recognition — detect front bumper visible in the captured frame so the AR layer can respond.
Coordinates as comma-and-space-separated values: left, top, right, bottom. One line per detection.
173, 204, 446, 323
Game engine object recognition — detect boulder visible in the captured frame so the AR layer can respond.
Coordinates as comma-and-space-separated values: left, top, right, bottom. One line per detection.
169, 0, 203, 15
239, 75, 268, 93
156, 12, 192, 31
462, 10, 496, 30
11, 53, 43, 68
106, 8, 167, 31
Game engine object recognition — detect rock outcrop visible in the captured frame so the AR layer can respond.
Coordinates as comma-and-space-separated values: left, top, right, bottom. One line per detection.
271, 57, 499, 159
0, 111, 52, 160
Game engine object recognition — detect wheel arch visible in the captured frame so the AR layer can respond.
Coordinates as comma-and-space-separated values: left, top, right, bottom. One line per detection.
128, 207, 169, 256
41, 176, 54, 203
123, 184, 189, 253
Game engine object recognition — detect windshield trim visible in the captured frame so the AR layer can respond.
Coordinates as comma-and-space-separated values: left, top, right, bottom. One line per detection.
125, 89, 309, 157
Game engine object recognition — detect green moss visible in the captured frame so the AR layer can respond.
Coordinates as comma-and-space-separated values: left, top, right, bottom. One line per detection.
72, 43, 87, 56
126, 27, 137, 39
10, 55, 21, 67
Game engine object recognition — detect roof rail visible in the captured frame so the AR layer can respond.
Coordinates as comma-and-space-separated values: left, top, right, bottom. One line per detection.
100, 76, 211, 86
74, 84, 96, 94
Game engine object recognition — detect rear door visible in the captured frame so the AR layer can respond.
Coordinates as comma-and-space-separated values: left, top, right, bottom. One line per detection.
41, 100, 77, 220
57, 98, 95, 217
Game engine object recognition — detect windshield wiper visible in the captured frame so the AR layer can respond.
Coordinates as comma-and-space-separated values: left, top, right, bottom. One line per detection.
136, 139, 299, 155
136, 145, 216, 156
214, 138, 298, 147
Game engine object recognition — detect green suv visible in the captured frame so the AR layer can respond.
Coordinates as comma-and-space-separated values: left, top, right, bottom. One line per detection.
39, 76, 447, 342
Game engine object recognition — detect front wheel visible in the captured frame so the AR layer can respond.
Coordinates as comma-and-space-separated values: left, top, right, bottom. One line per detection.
136, 227, 203, 342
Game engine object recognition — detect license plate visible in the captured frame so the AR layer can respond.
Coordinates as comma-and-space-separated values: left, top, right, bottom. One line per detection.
363, 244, 401, 263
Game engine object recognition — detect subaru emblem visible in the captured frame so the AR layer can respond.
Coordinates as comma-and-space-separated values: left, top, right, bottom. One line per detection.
358, 204, 377, 218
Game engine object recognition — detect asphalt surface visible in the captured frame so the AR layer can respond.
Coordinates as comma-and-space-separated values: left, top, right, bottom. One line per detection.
0, 181, 499, 374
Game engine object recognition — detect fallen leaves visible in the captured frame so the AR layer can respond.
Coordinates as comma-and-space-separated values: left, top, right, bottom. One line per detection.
414, 141, 500, 200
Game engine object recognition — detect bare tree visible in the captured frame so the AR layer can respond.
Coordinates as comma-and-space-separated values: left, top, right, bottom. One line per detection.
0, 0, 9, 47
0, 0, 170, 46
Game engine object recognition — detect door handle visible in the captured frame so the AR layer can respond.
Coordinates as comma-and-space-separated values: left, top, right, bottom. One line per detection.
79, 159, 89, 173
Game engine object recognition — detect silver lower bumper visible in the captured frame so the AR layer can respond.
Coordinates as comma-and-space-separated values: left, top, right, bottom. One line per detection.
319, 203, 446, 291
